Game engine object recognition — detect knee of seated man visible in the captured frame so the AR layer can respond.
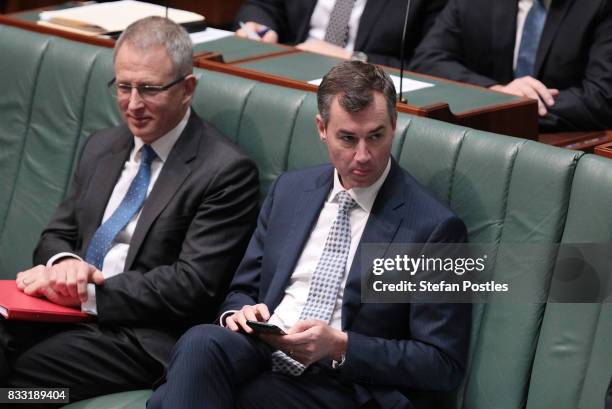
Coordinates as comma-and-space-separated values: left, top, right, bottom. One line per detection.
176, 324, 239, 357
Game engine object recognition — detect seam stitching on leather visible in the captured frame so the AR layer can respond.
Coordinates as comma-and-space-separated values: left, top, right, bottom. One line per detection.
575, 303, 604, 407
0, 36, 51, 243
394, 117, 410, 164
448, 129, 467, 206
236, 82, 257, 145
283, 93, 307, 171
65, 48, 99, 199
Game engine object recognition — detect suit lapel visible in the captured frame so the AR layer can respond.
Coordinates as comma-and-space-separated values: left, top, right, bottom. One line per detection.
492, 0, 518, 81
124, 114, 200, 270
535, 0, 574, 76
82, 130, 132, 250
297, 0, 319, 42
265, 169, 333, 309
354, 0, 386, 51
342, 161, 405, 329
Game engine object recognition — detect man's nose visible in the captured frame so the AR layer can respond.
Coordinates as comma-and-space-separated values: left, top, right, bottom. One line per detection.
127, 88, 145, 110
355, 141, 372, 163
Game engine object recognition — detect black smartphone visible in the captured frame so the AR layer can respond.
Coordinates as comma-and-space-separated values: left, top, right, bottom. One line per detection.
246, 320, 287, 335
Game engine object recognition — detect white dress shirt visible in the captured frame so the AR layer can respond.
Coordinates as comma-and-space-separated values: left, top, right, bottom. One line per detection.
48, 108, 190, 314
307, 0, 368, 52
513, 0, 551, 71
268, 159, 391, 332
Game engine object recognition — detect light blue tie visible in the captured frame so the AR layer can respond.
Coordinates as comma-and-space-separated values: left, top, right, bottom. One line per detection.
515, 0, 548, 78
85, 145, 156, 270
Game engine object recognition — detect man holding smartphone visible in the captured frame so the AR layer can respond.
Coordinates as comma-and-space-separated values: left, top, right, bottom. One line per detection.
148, 61, 471, 409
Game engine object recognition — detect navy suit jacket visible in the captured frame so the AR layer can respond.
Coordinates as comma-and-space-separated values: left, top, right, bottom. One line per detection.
235, 0, 447, 67
409, 0, 612, 132
220, 160, 471, 409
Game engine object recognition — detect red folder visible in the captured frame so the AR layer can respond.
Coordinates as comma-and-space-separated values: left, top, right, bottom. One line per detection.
0, 280, 92, 323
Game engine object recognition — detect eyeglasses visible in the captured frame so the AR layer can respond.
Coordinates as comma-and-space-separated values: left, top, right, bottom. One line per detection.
107, 75, 188, 101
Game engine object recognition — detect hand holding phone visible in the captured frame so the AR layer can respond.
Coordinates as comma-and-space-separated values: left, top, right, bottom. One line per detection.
246, 320, 287, 335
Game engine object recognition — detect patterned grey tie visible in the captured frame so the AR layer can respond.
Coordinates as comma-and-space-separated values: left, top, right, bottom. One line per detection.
271, 191, 357, 376
324, 0, 357, 47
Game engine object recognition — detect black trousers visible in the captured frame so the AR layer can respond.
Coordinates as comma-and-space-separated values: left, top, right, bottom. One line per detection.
0, 318, 163, 408
148, 324, 359, 409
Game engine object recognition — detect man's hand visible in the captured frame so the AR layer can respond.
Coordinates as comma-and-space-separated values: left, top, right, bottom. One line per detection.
260, 320, 348, 366
225, 304, 271, 334
296, 39, 352, 59
16, 259, 104, 306
236, 22, 278, 43
16, 265, 79, 306
490, 76, 559, 116
47, 258, 104, 302
16, 265, 49, 292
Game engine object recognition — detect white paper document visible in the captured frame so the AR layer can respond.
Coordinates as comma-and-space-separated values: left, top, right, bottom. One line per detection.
309, 75, 434, 94
190, 28, 234, 45
39, 0, 204, 35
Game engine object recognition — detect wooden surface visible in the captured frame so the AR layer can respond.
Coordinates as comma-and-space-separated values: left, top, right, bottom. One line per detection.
594, 136, 612, 158
2, 0, 62, 13
1, 0, 244, 28
539, 131, 612, 153
0, 11, 115, 47
1, 5, 546, 143
195, 55, 539, 139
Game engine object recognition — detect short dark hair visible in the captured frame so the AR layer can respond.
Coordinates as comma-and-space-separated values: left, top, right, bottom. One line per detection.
317, 61, 397, 126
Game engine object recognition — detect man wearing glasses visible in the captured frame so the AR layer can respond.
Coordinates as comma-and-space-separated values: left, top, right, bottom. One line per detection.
2, 16, 259, 404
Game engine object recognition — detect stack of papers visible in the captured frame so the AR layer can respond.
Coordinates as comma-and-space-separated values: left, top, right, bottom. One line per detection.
38, 0, 205, 36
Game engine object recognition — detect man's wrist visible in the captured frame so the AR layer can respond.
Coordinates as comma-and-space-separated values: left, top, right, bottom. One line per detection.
47, 252, 82, 267
332, 330, 348, 362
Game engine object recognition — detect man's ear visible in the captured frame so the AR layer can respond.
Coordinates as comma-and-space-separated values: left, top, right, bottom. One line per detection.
181, 74, 197, 104
316, 114, 327, 142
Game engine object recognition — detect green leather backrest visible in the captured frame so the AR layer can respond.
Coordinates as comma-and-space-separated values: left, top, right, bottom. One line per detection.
398, 124, 582, 409
1, 24, 611, 409
192, 69, 411, 201
0, 26, 51, 242
526, 156, 612, 409
0, 26, 118, 276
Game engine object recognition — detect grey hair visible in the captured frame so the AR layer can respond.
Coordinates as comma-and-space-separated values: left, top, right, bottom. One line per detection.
114, 16, 193, 77
317, 61, 397, 126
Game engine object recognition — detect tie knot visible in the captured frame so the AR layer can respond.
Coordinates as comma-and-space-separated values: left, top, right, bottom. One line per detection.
336, 191, 356, 213
140, 145, 156, 166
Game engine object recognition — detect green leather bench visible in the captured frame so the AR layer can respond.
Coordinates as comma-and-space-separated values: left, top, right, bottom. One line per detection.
0, 24, 610, 409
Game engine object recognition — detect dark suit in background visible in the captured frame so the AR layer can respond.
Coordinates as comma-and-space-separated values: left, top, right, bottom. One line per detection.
606, 376, 612, 409
410, 0, 612, 132
236, 0, 447, 67
2, 112, 259, 402
149, 161, 471, 409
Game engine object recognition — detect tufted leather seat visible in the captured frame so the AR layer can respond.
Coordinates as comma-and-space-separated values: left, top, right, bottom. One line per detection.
0, 23, 610, 409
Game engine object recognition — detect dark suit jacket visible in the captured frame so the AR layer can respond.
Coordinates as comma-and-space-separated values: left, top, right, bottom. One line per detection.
33, 111, 260, 365
410, 0, 612, 132
220, 160, 471, 409
606, 376, 612, 409
235, 0, 447, 67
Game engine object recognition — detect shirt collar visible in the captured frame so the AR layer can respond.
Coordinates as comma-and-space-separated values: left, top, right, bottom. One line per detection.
329, 158, 391, 212
132, 107, 191, 163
